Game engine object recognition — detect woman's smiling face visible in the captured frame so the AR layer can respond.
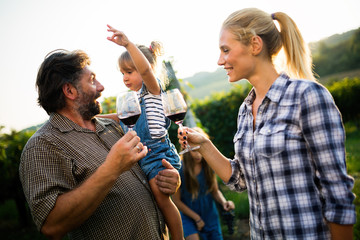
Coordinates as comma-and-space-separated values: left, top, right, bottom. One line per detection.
217, 28, 255, 82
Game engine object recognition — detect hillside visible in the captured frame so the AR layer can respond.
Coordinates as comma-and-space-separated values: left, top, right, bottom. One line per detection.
309, 29, 358, 55
182, 68, 247, 100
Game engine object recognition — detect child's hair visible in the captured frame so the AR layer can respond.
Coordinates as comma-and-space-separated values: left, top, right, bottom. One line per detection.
182, 127, 216, 200
222, 8, 315, 80
118, 41, 168, 88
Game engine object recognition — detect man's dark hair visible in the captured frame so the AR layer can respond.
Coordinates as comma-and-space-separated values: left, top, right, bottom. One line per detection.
36, 49, 91, 114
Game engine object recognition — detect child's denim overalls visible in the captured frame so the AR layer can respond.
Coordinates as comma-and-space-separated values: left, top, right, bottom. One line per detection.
120, 84, 181, 180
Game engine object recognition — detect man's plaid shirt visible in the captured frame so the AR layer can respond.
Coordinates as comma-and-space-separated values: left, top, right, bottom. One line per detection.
20, 113, 166, 240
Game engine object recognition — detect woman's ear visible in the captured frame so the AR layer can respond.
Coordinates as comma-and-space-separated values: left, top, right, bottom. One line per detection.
62, 83, 77, 100
251, 35, 263, 56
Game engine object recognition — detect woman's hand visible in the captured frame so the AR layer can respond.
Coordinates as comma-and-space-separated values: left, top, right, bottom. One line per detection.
155, 159, 181, 195
106, 24, 130, 47
178, 127, 208, 150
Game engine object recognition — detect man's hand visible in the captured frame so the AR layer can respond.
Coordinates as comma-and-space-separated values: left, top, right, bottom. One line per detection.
107, 131, 147, 175
155, 159, 180, 195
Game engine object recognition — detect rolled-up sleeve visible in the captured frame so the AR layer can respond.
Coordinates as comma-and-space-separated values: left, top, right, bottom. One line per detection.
19, 136, 75, 230
300, 83, 356, 224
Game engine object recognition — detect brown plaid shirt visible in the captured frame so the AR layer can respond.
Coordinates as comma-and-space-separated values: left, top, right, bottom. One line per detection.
20, 113, 166, 240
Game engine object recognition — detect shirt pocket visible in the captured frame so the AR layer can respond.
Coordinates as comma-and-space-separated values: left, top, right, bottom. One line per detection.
233, 129, 247, 159
256, 124, 286, 158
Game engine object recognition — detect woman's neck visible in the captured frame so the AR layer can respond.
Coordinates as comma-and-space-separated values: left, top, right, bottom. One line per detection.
249, 64, 279, 99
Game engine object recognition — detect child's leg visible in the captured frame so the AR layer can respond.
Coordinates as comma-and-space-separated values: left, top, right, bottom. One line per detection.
149, 178, 184, 240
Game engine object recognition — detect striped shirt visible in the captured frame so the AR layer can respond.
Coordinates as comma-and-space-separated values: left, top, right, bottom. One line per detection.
226, 73, 356, 239
137, 90, 167, 138
19, 113, 166, 240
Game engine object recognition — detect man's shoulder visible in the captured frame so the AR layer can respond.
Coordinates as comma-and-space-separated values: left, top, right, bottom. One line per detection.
23, 120, 58, 148
95, 117, 125, 136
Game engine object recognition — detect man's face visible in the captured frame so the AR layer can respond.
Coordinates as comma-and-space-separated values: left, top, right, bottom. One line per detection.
74, 66, 104, 120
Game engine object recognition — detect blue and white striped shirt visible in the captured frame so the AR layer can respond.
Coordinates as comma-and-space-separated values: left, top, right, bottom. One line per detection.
227, 73, 356, 239
137, 91, 167, 139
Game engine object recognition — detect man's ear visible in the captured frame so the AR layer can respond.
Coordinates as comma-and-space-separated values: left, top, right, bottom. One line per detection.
62, 83, 77, 100
251, 35, 263, 56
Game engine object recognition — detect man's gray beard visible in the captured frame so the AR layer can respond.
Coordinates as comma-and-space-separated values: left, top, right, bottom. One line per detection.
75, 87, 102, 120
78, 101, 102, 120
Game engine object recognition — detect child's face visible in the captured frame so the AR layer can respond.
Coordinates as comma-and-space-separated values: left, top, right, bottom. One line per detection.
120, 66, 143, 91
190, 150, 202, 164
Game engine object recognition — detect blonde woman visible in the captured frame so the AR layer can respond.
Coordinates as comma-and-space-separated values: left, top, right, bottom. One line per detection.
173, 127, 235, 240
178, 8, 355, 240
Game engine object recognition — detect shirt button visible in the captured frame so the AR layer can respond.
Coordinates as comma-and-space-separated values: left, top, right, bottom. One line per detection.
267, 130, 271, 133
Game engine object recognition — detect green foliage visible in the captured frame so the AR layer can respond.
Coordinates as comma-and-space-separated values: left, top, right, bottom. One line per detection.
0, 128, 34, 201
327, 77, 360, 122
101, 96, 116, 114
191, 83, 251, 158
0, 128, 35, 228
313, 28, 360, 77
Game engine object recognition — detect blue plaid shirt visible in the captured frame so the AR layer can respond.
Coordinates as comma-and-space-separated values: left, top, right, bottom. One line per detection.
226, 73, 356, 239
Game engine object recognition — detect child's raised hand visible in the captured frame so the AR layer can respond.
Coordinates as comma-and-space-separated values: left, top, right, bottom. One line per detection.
106, 24, 130, 47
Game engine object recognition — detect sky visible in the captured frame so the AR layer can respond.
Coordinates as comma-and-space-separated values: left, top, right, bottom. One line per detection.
1, 0, 359, 133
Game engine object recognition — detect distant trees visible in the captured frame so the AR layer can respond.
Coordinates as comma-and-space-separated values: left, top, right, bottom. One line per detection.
313, 28, 360, 77
328, 77, 360, 123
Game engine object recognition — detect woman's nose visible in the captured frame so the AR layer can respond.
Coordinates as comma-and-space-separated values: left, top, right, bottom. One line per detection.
217, 55, 225, 66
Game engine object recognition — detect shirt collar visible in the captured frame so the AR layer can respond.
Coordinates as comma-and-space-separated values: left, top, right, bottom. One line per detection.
49, 112, 111, 133
244, 73, 290, 108
265, 73, 290, 103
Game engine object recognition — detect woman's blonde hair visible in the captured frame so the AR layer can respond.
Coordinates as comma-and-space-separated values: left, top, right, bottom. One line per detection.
118, 41, 168, 87
222, 8, 315, 80
182, 127, 216, 200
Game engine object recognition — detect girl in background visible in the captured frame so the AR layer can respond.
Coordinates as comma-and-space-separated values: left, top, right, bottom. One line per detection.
173, 127, 235, 240
105, 25, 183, 240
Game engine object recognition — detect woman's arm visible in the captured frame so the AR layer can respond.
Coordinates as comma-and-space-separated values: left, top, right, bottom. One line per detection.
328, 223, 353, 240
178, 127, 233, 182
300, 84, 355, 234
107, 25, 160, 95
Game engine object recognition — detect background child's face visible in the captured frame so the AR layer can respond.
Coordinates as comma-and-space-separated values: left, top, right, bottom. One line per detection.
190, 150, 202, 164
120, 66, 143, 91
